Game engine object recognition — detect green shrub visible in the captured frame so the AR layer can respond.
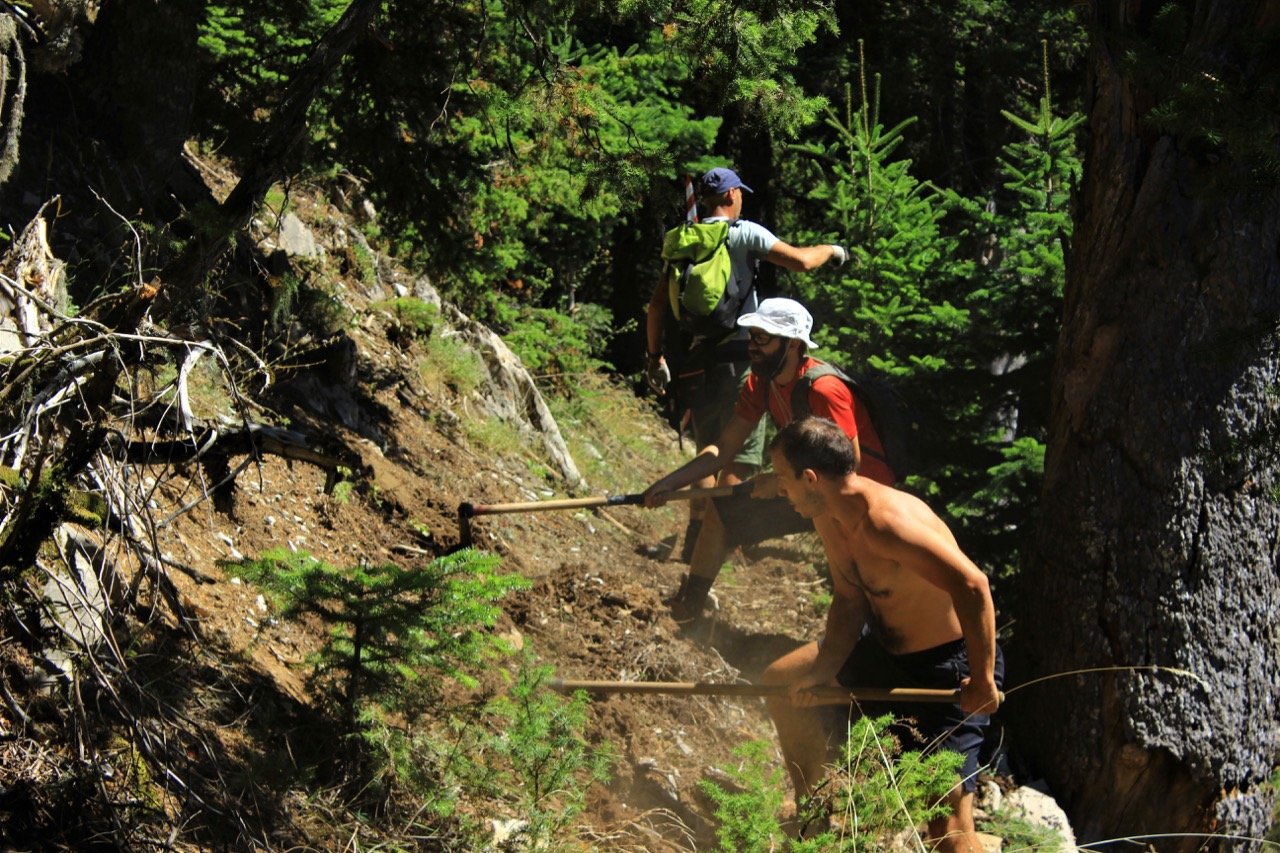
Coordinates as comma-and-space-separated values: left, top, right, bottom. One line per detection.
503, 303, 615, 397
372, 655, 614, 849
227, 547, 528, 725
699, 739, 790, 851
821, 714, 963, 842
701, 715, 964, 851
477, 659, 614, 844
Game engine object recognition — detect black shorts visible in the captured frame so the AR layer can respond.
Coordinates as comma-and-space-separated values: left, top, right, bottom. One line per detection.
685, 361, 766, 469
711, 493, 813, 548
835, 635, 1005, 793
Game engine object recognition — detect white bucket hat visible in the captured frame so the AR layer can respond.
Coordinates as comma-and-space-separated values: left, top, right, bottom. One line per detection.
736, 298, 817, 349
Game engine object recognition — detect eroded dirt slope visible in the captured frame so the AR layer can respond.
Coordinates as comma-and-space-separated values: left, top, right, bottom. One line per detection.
141, 227, 832, 849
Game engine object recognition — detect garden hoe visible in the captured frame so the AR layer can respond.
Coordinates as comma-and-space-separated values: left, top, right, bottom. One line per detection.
457, 483, 750, 547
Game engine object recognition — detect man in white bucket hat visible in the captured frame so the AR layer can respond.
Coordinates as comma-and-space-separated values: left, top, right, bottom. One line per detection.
645, 167, 849, 565
643, 297, 895, 621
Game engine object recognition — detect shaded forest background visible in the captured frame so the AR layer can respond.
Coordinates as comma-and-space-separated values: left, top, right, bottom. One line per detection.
1, 1, 1278, 850
4, 0, 1087, 581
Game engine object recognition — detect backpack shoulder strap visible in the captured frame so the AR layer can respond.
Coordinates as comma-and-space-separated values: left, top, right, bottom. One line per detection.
789, 361, 845, 419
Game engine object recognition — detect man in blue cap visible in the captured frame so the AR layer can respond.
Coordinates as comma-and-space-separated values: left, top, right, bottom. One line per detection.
645, 167, 850, 568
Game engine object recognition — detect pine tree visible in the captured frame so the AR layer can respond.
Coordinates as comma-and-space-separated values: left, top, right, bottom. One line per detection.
943, 41, 1083, 576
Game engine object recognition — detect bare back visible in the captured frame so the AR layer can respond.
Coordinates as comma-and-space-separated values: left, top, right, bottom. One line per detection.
824, 479, 966, 654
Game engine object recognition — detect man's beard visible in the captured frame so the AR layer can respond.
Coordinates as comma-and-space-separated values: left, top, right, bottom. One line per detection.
750, 344, 790, 380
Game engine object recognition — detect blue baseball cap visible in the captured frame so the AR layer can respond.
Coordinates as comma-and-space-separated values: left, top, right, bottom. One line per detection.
700, 167, 753, 196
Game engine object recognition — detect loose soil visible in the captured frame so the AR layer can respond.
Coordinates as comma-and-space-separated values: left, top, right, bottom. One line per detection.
142, 230, 834, 850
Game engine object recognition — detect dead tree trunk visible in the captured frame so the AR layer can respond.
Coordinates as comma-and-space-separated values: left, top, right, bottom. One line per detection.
1015, 3, 1280, 849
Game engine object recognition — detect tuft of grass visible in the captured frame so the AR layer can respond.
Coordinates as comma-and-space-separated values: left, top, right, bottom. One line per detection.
464, 417, 525, 458
143, 356, 235, 422
810, 589, 833, 614
547, 372, 687, 495
373, 296, 439, 342
979, 805, 1070, 851
420, 331, 487, 396
262, 185, 289, 226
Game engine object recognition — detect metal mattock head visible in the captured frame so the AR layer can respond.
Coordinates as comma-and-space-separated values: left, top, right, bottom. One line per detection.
457, 502, 475, 547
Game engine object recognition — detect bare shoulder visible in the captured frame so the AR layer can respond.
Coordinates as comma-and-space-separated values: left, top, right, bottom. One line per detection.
861, 481, 946, 541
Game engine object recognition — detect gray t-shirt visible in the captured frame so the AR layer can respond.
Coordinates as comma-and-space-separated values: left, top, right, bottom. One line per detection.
703, 216, 778, 324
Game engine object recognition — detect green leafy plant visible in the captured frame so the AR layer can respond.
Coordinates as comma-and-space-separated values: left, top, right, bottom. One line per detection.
939, 40, 1082, 578
330, 479, 354, 505
195, 2, 347, 150
784, 42, 1082, 586
229, 547, 528, 726
701, 715, 963, 851
504, 303, 616, 397
699, 739, 790, 851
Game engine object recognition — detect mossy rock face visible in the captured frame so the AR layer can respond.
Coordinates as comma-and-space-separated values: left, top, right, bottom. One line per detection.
65, 490, 108, 526
0, 466, 106, 526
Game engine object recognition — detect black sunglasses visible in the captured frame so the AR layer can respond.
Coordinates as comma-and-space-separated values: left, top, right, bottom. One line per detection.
748, 330, 777, 346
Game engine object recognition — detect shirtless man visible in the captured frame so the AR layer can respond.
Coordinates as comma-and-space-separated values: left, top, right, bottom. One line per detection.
761, 416, 1003, 852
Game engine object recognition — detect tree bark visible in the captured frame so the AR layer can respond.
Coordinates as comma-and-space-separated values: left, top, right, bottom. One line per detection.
1015, 3, 1280, 849
158, 0, 382, 307
0, 16, 26, 187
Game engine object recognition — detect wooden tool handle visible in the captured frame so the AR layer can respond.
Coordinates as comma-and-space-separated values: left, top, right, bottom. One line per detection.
461, 484, 741, 517
548, 679, 975, 704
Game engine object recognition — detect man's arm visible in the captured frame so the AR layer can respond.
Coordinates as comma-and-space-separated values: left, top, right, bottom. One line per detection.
764, 241, 847, 272
646, 273, 667, 356
789, 589, 870, 707
872, 516, 1000, 714
641, 414, 757, 506
644, 274, 672, 395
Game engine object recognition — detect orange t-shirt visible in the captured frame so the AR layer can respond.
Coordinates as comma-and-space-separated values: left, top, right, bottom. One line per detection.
734, 357, 895, 485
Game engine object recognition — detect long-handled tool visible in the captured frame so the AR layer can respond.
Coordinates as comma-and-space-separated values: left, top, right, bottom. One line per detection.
548, 679, 1003, 706
457, 483, 748, 546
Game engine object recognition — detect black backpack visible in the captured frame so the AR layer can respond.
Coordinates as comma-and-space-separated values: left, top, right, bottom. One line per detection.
789, 361, 921, 481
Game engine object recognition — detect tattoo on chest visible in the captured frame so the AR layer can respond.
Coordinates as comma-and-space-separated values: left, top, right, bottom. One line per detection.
842, 560, 892, 599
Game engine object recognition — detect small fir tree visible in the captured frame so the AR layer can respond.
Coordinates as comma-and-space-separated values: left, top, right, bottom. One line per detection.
942, 40, 1083, 577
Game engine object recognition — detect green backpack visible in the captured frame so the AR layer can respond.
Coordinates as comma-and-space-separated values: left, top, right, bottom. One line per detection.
661, 220, 749, 337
